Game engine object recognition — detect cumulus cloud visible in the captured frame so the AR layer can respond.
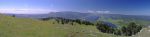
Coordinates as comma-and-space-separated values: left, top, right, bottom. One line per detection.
87, 10, 110, 14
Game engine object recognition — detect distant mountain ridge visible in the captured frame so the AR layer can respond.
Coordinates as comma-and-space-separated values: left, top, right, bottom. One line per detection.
4, 11, 150, 22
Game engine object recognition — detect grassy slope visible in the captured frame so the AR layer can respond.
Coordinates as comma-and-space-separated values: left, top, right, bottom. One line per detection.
133, 27, 150, 37
1, 14, 146, 37
99, 16, 150, 37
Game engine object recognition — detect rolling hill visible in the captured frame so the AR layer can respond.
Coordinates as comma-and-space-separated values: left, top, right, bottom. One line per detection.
6, 11, 150, 26
0, 13, 150, 37
6, 11, 150, 21
0, 14, 123, 37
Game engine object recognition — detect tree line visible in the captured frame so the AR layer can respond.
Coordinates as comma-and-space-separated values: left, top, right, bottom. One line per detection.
11, 15, 143, 36
40, 17, 143, 36
96, 22, 143, 36
40, 17, 94, 25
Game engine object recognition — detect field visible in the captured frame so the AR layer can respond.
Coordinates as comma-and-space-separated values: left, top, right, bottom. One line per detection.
0, 14, 149, 37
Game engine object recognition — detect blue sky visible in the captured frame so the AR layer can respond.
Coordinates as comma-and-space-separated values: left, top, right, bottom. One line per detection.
0, 0, 150, 15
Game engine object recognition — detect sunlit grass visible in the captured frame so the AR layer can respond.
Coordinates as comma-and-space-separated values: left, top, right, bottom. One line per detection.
0, 14, 148, 37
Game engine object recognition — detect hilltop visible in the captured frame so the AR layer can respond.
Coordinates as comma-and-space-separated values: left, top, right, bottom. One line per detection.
0, 13, 150, 37
0, 14, 121, 37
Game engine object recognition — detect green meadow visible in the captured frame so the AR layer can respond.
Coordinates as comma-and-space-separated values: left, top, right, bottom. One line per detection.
0, 14, 149, 37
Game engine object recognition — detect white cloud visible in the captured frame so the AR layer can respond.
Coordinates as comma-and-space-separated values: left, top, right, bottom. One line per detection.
87, 10, 110, 14
87, 10, 95, 13
0, 8, 57, 14
96, 10, 110, 13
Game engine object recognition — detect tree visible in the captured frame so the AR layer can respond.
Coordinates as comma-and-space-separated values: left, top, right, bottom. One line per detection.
96, 22, 143, 36
121, 22, 143, 36
40, 17, 50, 21
12, 15, 16, 17
96, 22, 115, 33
